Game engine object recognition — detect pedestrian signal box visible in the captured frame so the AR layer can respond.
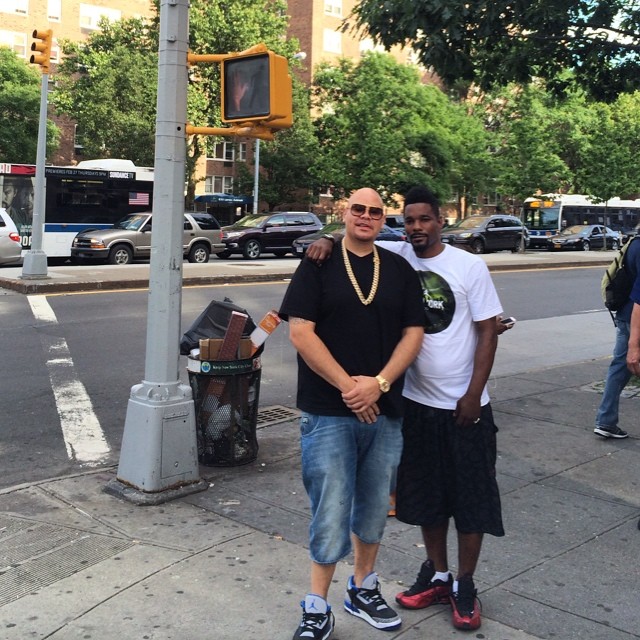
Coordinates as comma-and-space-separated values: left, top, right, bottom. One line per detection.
221, 51, 292, 129
30, 29, 53, 73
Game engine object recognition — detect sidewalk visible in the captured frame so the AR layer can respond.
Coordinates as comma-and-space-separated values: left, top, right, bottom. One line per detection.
0, 249, 614, 294
1, 360, 638, 639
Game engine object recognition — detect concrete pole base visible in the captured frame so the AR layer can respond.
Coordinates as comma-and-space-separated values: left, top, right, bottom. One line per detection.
104, 476, 208, 506
21, 251, 49, 279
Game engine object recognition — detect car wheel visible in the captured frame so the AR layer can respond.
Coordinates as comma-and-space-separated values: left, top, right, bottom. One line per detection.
582, 240, 590, 251
188, 242, 210, 263
243, 239, 262, 259
215, 250, 231, 259
108, 244, 133, 265
511, 236, 525, 253
470, 238, 484, 254
611, 239, 620, 251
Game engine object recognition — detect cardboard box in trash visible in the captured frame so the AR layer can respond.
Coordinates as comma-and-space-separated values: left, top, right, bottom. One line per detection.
193, 309, 281, 361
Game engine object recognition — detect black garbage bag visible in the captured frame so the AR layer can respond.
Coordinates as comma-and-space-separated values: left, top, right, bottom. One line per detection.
180, 297, 258, 356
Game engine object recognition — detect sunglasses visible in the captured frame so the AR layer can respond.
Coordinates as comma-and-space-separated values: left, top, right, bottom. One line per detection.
349, 203, 384, 220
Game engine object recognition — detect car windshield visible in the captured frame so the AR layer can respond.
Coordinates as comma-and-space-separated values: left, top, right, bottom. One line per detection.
233, 214, 271, 228
113, 214, 149, 230
560, 225, 589, 236
449, 216, 490, 229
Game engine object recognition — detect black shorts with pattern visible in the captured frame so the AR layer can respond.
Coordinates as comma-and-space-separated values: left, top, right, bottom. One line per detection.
396, 398, 505, 537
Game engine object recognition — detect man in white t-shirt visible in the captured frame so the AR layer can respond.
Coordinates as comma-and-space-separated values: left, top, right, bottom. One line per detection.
308, 186, 505, 631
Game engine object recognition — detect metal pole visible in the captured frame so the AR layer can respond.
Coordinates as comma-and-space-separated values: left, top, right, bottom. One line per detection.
21, 72, 49, 279
107, 0, 206, 504
252, 138, 260, 215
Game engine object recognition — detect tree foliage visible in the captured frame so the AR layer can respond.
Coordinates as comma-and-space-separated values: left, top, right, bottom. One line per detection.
0, 48, 60, 163
351, 0, 640, 101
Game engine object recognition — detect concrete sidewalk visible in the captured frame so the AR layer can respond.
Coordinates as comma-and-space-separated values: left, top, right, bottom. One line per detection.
0, 249, 614, 294
1, 357, 639, 640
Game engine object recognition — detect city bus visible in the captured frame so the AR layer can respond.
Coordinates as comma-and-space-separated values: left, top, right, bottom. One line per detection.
0, 159, 153, 259
522, 194, 640, 249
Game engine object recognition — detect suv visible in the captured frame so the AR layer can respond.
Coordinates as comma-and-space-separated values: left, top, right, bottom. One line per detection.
442, 214, 529, 254
71, 211, 225, 265
219, 211, 323, 259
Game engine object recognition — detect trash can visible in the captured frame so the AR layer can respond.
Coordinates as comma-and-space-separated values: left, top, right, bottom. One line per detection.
188, 355, 262, 466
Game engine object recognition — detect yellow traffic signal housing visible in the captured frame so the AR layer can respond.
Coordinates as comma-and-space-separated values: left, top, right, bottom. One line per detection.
30, 29, 53, 73
221, 50, 292, 129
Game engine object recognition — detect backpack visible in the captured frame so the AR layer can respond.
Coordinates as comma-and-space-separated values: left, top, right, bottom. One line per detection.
601, 237, 639, 312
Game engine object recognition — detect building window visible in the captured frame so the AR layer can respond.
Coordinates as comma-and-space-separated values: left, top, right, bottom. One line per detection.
211, 142, 235, 162
47, 0, 61, 21
74, 124, 84, 152
237, 142, 247, 162
79, 4, 121, 31
1, 0, 29, 16
323, 28, 342, 54
0, 31, 27, 58
324, 1, 342, 17
205, 176, 234, 194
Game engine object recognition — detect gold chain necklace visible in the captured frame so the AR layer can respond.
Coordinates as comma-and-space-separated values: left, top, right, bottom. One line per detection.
341, 240, 380, 305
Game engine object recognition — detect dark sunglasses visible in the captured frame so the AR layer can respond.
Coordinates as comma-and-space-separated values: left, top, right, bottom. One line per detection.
350, 203, 384, 220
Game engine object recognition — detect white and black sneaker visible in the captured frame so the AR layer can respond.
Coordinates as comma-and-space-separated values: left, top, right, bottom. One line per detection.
292, 594, 335, 640
594, 425, 629, 439
344, 572, 401, 630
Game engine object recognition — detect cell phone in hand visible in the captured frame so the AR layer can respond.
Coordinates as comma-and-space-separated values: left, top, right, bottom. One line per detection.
500, 316, 516, 328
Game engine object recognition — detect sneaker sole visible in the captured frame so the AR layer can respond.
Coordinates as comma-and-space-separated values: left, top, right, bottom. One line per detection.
594, 428, 629, 439
343, 601, 401, 631
395, 591, 451, 609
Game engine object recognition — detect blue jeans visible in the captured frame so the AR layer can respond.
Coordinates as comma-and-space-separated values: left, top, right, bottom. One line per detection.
299, 412, 403, 564
595, 319, 631, 429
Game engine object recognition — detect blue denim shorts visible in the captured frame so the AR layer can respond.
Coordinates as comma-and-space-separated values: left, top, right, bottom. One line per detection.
299, 412, 403, 564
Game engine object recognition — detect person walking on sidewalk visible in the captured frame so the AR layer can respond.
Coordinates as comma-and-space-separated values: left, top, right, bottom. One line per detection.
306, 185, 505, 631
594, 237, 640, 439
279, 187, 424, 640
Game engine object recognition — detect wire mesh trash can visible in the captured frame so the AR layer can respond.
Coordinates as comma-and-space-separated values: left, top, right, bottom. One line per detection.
187, 356, 261, 466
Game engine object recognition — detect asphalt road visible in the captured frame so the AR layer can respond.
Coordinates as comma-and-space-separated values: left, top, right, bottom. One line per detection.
0, 266, 614, 489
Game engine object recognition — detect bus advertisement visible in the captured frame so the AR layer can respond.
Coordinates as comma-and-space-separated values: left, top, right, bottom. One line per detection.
0, 159, 153, 259
522, 194, 640, 249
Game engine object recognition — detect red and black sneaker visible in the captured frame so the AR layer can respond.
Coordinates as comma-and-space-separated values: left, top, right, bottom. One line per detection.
450, 574, 482, 630
395, 559, 452, 609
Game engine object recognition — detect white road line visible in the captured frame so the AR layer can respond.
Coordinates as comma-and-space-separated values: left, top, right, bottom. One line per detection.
27, 295, 110, 465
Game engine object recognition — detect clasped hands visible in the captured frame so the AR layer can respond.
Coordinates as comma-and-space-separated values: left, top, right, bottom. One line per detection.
342, 375, 381, 424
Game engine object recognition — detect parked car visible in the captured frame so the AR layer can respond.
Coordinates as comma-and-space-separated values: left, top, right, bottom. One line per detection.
70, 211, 225, 265
622, 224, 640, 245
384, 214, 405, 230
292, 222, 407, 256
0, 208, 22, 266
546, 224, 621, 251
441, 214, 529, 254
219, 211, 323, 259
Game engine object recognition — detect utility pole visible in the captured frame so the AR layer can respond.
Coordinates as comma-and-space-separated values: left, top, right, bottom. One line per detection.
107, 0, 206, 504
252, 139, 260, 215
22, 29, 53, 280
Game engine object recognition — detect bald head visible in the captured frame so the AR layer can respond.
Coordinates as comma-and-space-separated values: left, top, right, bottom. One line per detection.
348, 188, 383, 210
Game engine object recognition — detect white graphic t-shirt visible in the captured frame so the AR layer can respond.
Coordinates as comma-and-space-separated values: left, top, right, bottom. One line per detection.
376, 241, 503, 409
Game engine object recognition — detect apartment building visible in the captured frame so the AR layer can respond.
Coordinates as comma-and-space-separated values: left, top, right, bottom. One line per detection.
2, 0, 413, 217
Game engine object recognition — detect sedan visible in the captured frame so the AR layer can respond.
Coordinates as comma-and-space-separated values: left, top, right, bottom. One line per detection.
546, 225, 621, 251
0, 208, 22, 266
293, 222, 407, 256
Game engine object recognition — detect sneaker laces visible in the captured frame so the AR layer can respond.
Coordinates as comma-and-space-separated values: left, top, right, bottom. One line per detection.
298, 610, 330, 635
356, 583, 390, 611
404, 561, 436, 595
453, 580, 481, 617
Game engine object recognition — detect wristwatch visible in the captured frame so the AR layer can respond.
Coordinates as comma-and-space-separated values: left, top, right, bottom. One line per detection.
375, 375, 391, 393
322, 233, 335, 243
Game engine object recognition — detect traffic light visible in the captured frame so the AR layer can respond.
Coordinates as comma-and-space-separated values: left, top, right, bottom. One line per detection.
30, 29, 53, 73
221, 50, 292, 129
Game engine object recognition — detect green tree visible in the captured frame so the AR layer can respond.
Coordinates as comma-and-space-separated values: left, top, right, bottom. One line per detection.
310, 53, 467, 204
0, 48, 60, 162
53, 1, 298, 201
351, 0, 640, 100
235, 79, 320, 209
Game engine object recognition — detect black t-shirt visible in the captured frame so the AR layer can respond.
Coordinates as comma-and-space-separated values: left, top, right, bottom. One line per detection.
279, 240, 424, 417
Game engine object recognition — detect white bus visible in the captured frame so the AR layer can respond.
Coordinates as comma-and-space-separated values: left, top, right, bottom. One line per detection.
1, 159, 153, 259
522, 193, 640, 249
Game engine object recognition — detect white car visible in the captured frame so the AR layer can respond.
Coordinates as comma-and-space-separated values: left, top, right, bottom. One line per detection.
0, 208, 22, 266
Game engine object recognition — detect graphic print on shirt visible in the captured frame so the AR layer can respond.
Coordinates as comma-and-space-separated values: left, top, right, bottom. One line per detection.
418, 270, 455, 334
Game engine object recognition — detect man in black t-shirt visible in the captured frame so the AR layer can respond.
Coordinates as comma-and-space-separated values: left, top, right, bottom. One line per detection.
280, 187, 424, 640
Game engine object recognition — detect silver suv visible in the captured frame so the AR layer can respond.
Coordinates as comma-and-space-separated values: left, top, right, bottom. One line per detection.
71, 212, 225, 265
